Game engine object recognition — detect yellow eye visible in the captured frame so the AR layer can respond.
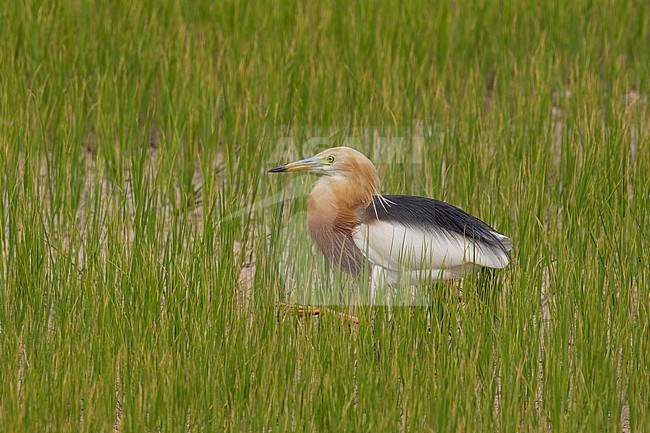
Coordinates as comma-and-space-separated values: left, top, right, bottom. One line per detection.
327, 155, 336, 164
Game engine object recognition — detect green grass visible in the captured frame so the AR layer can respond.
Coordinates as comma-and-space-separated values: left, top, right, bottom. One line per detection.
1, 0, 649, 431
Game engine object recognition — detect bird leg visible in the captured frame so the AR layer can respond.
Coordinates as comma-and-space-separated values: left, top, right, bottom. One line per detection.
278, 303, 359, 324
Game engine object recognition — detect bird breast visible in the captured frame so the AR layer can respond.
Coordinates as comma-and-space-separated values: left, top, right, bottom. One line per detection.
307, 194, 367, 276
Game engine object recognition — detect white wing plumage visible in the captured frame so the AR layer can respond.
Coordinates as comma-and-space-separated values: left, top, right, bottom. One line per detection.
352, 221, 510, 274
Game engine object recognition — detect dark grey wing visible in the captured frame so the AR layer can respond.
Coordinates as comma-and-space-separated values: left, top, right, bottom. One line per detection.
365, 195, 512, 254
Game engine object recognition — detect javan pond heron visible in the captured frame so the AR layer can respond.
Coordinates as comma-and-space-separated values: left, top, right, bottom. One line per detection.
269, 146, 512, 318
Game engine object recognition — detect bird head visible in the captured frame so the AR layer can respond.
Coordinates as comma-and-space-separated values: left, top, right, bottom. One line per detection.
269, 146, 381, 207
269, 146, 378, 180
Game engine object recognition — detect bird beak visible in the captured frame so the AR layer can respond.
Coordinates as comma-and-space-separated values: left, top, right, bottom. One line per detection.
268, 157, 322, 173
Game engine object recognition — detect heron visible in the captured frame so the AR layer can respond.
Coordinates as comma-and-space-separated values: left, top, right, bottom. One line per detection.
269, 146, 512, 315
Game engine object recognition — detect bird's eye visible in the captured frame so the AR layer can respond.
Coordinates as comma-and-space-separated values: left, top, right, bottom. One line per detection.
327, 155, 336, 164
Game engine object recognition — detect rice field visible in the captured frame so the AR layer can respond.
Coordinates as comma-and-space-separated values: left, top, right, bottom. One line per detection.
1, 0, 649, 431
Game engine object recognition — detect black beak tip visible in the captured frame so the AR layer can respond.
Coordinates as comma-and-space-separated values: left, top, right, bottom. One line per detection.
268, 166, 286, 173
